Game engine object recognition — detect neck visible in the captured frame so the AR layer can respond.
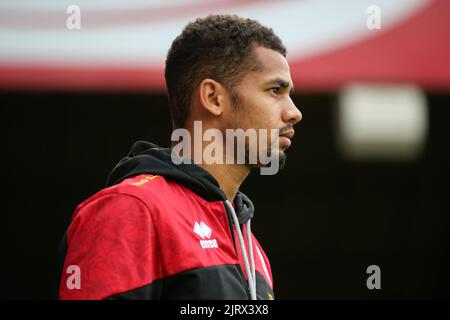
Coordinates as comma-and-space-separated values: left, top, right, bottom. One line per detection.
172, 123, 251, 202
197, 162, 250, 202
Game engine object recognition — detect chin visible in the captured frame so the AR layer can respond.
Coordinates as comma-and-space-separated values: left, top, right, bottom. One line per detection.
278, 150, 287, 170
249, 149, 287, 171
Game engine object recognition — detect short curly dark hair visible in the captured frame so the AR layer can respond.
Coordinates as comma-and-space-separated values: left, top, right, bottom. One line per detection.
165, 14, 287, 129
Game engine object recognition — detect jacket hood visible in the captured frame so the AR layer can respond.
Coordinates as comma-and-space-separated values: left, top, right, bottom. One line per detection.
106, 141, 254, 224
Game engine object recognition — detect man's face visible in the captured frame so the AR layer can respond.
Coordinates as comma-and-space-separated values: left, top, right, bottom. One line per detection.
226, 46, 302, 170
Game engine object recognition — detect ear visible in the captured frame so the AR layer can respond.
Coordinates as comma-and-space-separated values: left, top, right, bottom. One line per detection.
197, 78, 227, 117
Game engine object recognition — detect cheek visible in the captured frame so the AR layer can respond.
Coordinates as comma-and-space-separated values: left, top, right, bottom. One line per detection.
248, 97, 277, 127
232, 94, 280, 131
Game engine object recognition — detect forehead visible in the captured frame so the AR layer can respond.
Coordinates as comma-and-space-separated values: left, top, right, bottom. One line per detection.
244, 46, 292, 85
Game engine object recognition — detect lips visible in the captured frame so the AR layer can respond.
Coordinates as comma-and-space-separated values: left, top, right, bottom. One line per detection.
280, 130, 294, 140
278, 130, 294, 149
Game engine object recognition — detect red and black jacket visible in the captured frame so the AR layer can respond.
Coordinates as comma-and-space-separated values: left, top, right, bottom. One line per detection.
59, 141, 274, 300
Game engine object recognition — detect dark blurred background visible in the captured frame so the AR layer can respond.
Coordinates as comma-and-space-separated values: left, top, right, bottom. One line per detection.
1, 91, 448, 299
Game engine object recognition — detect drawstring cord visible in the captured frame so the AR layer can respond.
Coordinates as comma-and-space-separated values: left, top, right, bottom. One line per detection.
246, 219, 256, 298
225, 200, 257, 300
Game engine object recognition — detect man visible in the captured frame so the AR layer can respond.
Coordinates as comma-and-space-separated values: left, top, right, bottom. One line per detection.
59, 14, 302, 300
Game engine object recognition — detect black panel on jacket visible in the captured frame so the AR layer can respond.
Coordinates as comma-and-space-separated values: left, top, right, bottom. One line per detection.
106, 264, 250, 300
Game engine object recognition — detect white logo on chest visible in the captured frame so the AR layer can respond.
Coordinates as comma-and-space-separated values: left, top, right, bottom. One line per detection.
194, 221, 218, 249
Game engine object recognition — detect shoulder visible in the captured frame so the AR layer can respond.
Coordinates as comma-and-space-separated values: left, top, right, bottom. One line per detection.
67, 174, 168, 240
74, 174, 168, 216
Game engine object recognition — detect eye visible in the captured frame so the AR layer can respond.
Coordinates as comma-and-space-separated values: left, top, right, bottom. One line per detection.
270, 87, 281, 95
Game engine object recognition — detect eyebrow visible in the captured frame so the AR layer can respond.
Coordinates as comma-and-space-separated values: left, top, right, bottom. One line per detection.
266, 78, 295, 95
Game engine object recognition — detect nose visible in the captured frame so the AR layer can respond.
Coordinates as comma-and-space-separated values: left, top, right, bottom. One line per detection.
282, 98, 302, 125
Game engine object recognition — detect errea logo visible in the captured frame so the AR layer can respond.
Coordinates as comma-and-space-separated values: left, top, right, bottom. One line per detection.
194, 221, 218, 249
194, 221, 211, 239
